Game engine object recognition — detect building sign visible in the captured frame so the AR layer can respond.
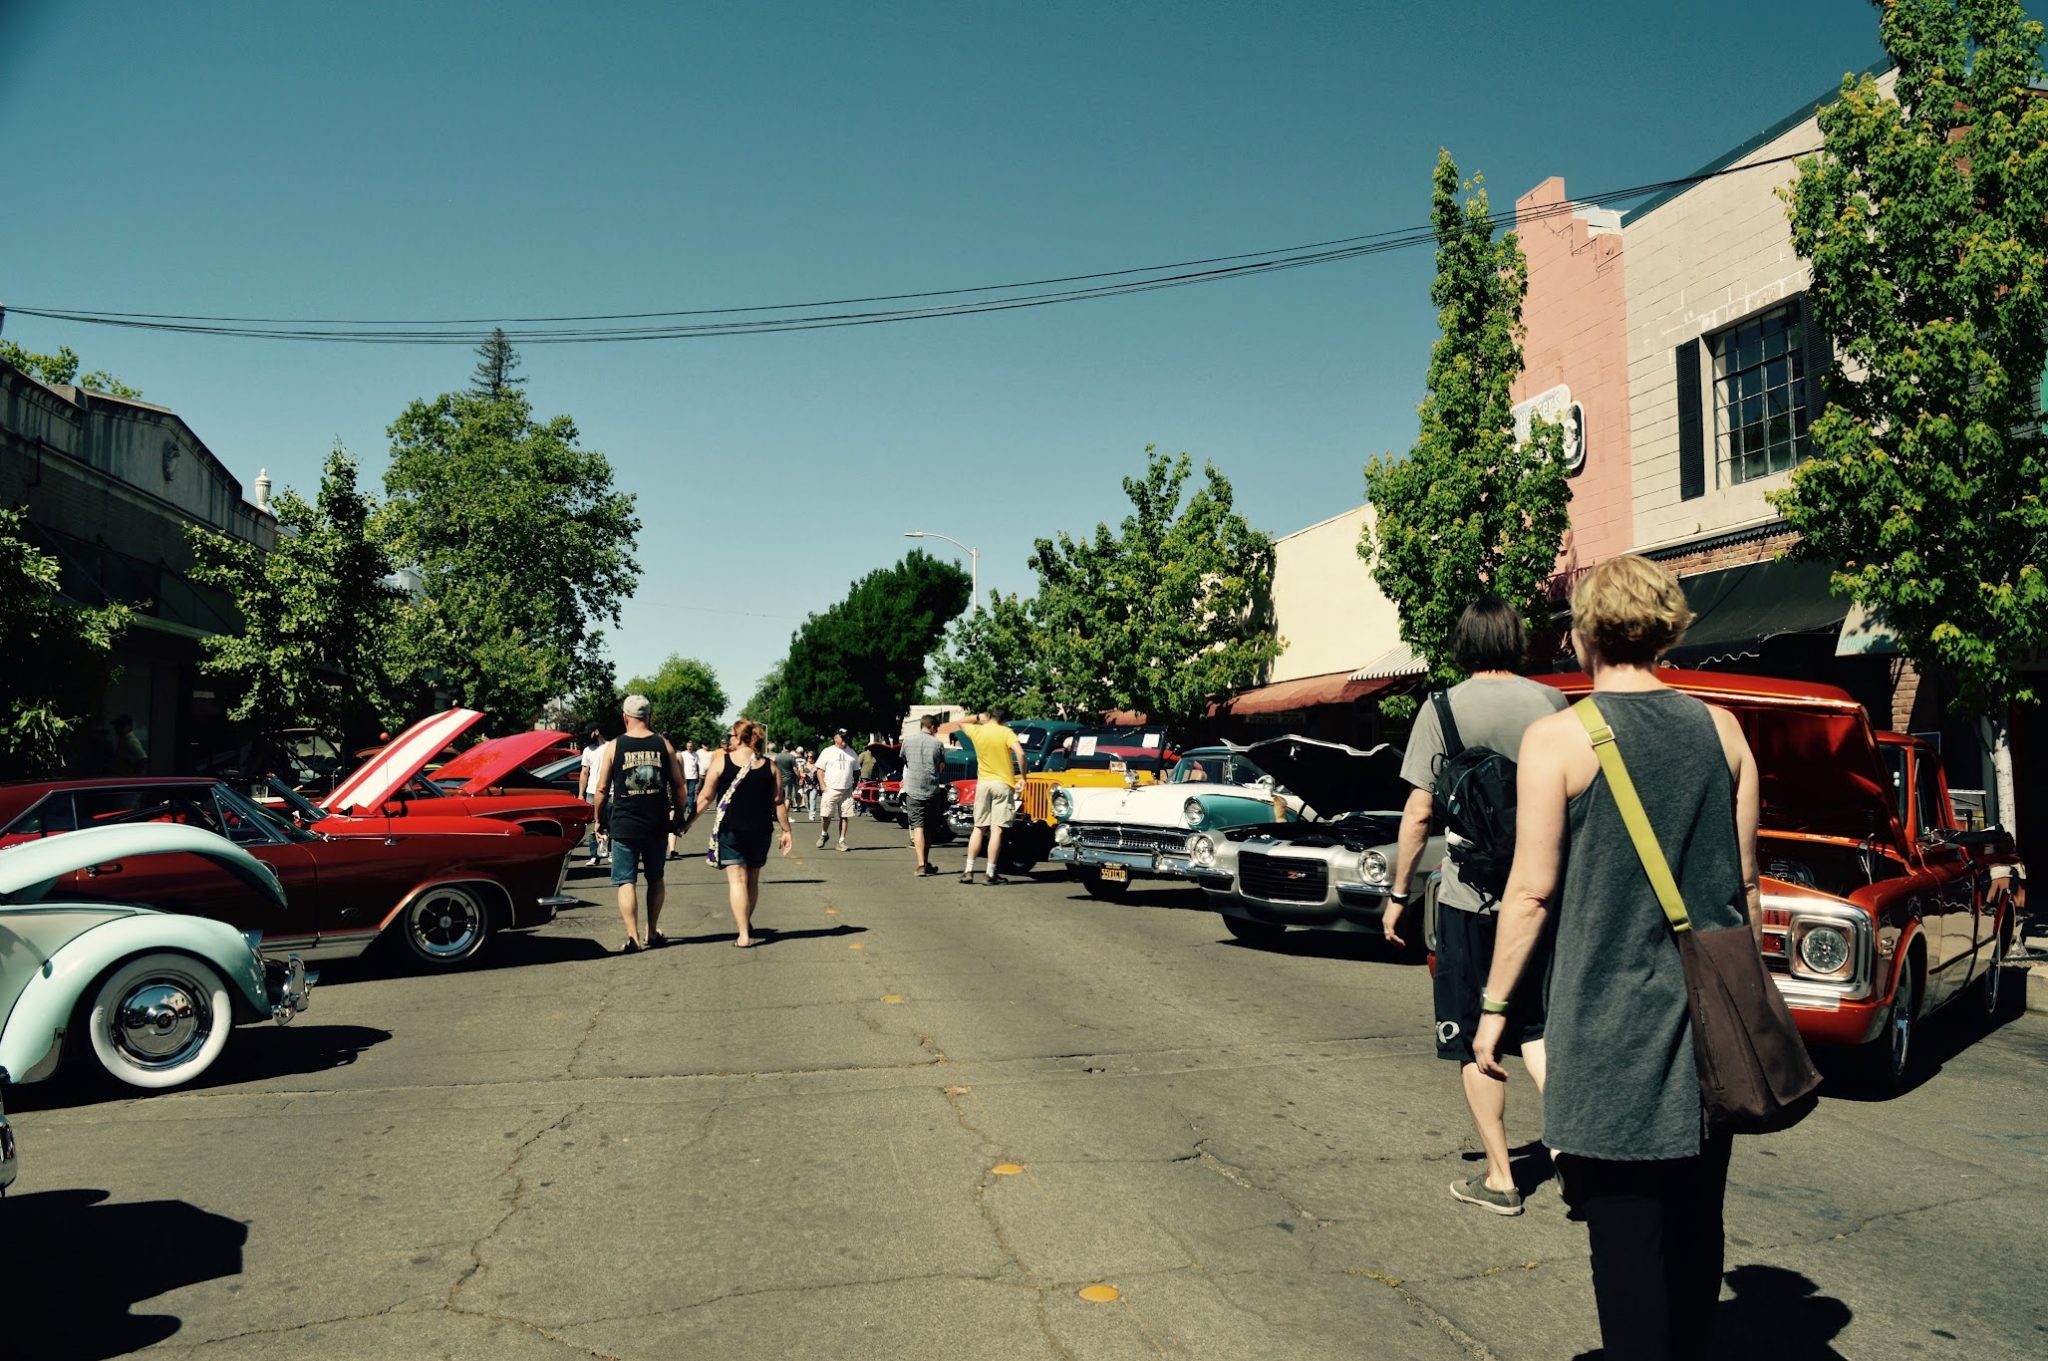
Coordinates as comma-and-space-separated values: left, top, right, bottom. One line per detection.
1512, 384, 1586, 476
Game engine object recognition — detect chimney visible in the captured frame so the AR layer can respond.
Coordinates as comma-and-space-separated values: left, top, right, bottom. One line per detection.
253, 468, 272, 512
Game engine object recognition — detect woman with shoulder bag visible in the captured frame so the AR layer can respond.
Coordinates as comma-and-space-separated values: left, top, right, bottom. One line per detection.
1472, 554, 1785, 1361
696, 718, 794, 948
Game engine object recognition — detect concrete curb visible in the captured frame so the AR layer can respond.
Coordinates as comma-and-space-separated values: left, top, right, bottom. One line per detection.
2027, 963, 2048, 1017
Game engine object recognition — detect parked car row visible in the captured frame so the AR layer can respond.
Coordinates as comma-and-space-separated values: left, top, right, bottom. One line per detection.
1045, 671, 2021, 1091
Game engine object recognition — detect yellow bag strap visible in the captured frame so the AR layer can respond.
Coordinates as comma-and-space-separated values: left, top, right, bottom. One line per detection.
1574, 697, 1692, 935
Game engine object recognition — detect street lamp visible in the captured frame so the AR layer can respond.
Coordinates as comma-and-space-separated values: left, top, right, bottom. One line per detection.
903, 530, 979, 610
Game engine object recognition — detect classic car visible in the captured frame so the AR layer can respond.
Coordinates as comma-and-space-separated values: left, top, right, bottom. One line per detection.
1195, 736, 1445, 946
1005, 725, 1178, 869
318, 710, 593, 851
1011, 720, 1087, 773
1, 823, 311, 1092
1541, 670, 2019, 1088
0, 775, 574, 968
1048, 745, 1294, 899
0, 1076, 14, 1192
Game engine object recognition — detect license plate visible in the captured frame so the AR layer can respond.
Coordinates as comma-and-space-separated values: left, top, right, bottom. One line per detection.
1099, 864, 1128, 883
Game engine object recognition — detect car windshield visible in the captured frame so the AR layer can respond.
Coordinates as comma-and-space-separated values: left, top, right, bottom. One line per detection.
1052, 726, 1169, 772
218, 783, 316, 843
1168, 753, 1264, 786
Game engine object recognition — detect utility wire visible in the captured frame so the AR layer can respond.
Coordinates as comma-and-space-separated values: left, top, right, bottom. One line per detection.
4, 148, 1819, 345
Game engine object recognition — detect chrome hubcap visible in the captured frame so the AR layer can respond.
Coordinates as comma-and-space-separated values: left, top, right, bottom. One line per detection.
116, 981, 209, 1066
1985, 935, 2003, 1013
412, 891, 483, 958
1889, 978, 1914, 1077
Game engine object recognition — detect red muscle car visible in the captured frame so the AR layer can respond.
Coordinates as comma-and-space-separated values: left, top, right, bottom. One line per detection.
0, 775, 575, 968
1544, 670, 2018, 1089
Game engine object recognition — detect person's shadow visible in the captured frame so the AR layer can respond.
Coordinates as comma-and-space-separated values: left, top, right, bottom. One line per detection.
4, 1188, 247, 1358
1570, 1265, 1851, 1359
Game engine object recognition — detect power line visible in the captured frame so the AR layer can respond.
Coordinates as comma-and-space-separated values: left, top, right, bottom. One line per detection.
3, 148, 1820, 346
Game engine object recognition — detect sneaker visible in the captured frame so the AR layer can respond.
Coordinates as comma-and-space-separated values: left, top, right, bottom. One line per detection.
816, 833, 828, 849
1449, 1173, 1523, 1216
984, 874, 1010, 886
958, 871, 976, 884
838, 841, 849, 852
620, 939, 642, 955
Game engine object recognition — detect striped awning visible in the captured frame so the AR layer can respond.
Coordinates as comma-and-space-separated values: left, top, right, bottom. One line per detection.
1212, 670, 1399, 717
1350, 640, 1429, 682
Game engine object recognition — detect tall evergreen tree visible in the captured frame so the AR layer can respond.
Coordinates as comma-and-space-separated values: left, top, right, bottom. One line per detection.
1360, 151, 1571, 706
469, 327, 524, 400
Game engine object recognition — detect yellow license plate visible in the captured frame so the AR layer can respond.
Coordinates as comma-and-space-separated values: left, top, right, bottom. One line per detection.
1099, 864, 1128, 883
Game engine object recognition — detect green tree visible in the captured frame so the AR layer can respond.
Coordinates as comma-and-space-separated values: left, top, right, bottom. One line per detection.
776, 551, 972, 737
625, 654, 728, 747
1360, 151, 1571, 706
470, 327, 524, 400
1, 340, 142, 398
1028, 446, 1280, 728
380, 356, 639, 730
0, 506, 129, 777
1773, 0, 2048, 826
933, 589, 1053, 716
188, 448, 403, 744
741, 660, 809, 747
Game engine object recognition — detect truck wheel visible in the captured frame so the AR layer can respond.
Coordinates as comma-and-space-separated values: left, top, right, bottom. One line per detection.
87, 953, 234, 1090
1858, 960, 1919, 1093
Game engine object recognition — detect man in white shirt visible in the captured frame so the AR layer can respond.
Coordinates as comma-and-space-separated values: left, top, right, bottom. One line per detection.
576, 728, 607, 861
679, 740, 704, 814
812, 729, 862, 852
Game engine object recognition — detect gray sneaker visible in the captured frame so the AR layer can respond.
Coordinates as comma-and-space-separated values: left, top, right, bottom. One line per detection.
1449, 1172, 1524, 1216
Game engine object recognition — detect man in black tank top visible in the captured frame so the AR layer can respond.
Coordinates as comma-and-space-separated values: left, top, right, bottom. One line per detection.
589, 694, 687, 952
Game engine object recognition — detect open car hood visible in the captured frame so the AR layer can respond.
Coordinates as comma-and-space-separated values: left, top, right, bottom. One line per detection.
1541, 671, 1904, 847
433, 730, 574, 794
326, 708, 484, 814
0, 823, 287, 906
1244, 736, 1406, 820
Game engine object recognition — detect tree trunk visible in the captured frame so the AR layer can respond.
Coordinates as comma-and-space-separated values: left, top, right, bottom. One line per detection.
1985, 707, 2017, 834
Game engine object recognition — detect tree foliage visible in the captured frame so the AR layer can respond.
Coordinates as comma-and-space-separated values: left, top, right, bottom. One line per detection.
741, 660, 809, 748
775, 552, 972, 738
625, 654, 728, 747
380, 363, 639, 730
1, 340, 143, 398
1360, 151, 1571, 686
1025, 447, 1280, 728
933, 589, 1054, 717
0, 506, 129, 778
1773, 0, 2048, 721
188, 448, 402, 744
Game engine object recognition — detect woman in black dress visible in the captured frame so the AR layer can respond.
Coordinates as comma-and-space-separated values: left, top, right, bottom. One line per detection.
696, 718, 794, 947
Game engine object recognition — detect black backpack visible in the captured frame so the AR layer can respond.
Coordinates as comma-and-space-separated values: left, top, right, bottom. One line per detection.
1429, 690, 1519, 900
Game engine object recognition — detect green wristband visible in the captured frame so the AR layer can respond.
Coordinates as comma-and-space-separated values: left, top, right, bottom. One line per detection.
1479, 994, 1510, 1015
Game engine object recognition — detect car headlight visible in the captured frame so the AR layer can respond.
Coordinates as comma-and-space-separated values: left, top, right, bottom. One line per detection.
1051, 791, 1071, 820
1359, 850, 1390, 887
945, 784, 958, 805
1797, 923, 1852, 976
1183, 798, 1204, 829
1188, 833, 1215, 868
1054, 823, 1075, 845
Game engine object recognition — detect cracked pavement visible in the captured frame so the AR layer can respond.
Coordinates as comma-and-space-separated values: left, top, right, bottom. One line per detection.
10, 818, 2048, 1359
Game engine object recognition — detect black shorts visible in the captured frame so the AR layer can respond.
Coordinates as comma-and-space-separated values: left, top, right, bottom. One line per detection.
901, 792, 944, 831
1433, 906, 1547, 1063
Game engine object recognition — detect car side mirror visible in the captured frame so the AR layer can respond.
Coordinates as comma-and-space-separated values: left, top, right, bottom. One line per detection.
1952, 827, 2013, 855
382, 800, 406, 817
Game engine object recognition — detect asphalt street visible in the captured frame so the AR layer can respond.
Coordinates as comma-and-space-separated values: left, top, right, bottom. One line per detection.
10, 814, 2048, 1361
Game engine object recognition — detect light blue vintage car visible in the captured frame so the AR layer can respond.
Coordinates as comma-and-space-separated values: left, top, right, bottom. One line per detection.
0, 823, 311, 1102
1048, 746, 1296, 899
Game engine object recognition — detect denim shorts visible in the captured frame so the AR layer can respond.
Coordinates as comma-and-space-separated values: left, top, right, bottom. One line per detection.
610, 834, 668, 886
715, 824, 772, 869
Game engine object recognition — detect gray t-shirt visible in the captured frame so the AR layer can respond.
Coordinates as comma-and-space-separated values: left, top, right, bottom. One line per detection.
900, 731, 946, 797
1400, 675, 1568, 912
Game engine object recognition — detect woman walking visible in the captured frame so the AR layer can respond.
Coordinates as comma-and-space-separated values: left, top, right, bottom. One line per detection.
696, 718, 795, 947
1473, 554, 1762, 1360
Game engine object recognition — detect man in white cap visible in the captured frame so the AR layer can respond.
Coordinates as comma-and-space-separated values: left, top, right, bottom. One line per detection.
588, 694, 687, 952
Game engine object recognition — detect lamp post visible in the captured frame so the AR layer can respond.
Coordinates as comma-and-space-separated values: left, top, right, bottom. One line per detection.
903, 530, 979, 610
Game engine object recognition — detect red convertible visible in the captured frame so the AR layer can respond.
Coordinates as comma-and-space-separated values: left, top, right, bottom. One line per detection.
1544, 670, 2018, 1089
0, 775, 575, 968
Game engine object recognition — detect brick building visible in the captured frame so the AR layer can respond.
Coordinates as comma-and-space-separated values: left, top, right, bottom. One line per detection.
2, 358, 276, 772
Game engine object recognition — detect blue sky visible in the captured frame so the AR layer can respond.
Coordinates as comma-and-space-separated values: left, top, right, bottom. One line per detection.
1, 1, 1914, 714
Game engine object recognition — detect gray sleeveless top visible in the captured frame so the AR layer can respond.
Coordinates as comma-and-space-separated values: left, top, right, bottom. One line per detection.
1544, 690, 1747, 1161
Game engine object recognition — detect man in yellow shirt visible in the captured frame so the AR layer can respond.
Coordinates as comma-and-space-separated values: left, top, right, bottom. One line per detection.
959, 705, 1027, 885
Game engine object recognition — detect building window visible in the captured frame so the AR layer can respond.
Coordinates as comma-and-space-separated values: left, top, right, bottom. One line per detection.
1712, 303, 1811, 485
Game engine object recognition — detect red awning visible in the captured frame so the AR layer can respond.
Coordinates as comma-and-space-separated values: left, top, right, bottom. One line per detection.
1211, 671, 1398, 717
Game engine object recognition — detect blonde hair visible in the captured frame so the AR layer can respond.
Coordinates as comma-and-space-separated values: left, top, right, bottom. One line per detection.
1570, 555, 1692, 665
730, 718, 766, 751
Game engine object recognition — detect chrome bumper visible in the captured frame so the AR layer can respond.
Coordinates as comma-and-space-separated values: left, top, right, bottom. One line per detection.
1051, 843, 1193, 878
269, 955, 314, 1025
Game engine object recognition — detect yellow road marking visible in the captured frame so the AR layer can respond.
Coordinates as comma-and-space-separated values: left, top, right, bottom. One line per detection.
881, 994, 905, 1004
991, 1162, 1024, 1176
1078, 1285, 1121, 1303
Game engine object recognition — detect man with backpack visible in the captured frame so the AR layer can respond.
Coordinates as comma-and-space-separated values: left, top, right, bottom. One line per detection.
1383, 596, 1566, 1217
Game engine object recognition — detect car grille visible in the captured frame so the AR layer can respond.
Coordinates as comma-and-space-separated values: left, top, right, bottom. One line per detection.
1021, 778, 1053, 823
1077, 826, 1189, 858
1240, 850, 1329, 903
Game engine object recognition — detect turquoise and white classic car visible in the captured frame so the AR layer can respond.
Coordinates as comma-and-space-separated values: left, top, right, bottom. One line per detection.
0, 822, 311, 1096
1049, 745, 1295, 899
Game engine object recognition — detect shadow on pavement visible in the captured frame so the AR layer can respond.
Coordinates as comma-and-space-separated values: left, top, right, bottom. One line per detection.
12, 1024, 393, 1111
1815, 961, 2029, 1103
656, 924, 869, 948
1572, 1265, 1852, 1359
2, 1188, 246, 1359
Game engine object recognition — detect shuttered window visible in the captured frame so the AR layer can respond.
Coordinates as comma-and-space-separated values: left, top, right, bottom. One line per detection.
1676, 339, 1704, 500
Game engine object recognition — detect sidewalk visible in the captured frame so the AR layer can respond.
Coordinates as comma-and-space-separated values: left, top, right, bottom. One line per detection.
2023, 922, 2048, 1016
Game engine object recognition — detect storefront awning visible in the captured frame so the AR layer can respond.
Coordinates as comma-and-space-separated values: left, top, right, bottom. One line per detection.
1350, 641, 1430, 682
1212, 670, 1398, 717
1665, 559, 1850, 666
